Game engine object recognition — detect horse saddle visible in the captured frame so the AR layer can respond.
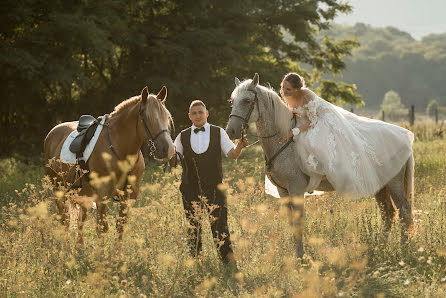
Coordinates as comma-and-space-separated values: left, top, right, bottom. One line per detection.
77, 115, 97, 132
69, 115, 102, 155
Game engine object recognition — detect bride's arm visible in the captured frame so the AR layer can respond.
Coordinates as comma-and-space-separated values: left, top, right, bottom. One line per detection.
302, 89, 318, 127
285, 116, 311, 142
291, 90, 317, 135
279, 96, 315, 143
280, 116, 312, 143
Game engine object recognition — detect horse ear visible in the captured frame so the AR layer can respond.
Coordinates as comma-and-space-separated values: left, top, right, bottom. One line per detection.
235, 77, 241, 86
157, 86, 168, 102
249, 73, 259, 90
141, 86, 149, 103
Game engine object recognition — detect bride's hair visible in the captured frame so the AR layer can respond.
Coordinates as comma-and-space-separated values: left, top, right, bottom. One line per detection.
281, 72, 305, 89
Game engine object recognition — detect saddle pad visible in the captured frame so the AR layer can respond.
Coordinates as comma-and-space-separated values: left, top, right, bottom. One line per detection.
60, 116, 106, 164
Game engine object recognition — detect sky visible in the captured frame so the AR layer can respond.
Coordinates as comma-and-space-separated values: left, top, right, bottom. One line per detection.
334, 0, 446, 40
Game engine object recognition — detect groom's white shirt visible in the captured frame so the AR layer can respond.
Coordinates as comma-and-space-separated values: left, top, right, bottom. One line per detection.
174, 122, 235, 156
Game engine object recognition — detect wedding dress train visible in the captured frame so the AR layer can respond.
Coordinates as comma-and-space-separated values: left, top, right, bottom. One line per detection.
291, 89, 414, 199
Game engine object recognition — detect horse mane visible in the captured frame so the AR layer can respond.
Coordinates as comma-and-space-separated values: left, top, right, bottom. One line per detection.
232, 79, 293, 137
111, 95, 140, 116
111, 94, 173, 131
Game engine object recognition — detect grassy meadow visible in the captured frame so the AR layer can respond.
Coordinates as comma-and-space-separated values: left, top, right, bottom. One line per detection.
1, 122, 446, 297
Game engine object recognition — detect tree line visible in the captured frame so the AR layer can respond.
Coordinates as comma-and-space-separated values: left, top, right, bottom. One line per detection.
323, 23, 446, 111
0, 0, 361, 157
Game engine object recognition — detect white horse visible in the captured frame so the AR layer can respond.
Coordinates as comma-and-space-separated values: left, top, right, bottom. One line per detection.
226, 73, 414, 257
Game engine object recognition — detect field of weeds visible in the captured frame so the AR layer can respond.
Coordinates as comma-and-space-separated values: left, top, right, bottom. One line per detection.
1, 122, 446, 296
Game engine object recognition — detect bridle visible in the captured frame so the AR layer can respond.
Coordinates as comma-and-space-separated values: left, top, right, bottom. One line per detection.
138, 100, 170, 156
229, 89, 278, 147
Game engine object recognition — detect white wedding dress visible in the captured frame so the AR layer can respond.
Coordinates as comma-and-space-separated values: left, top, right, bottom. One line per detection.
291, 88, 414, 199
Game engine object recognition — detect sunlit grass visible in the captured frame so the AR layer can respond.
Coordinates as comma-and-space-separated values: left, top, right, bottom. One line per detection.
1, 122, 446, 296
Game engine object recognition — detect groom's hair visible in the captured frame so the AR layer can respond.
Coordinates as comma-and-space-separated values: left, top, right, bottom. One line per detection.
189, 100, 206, 111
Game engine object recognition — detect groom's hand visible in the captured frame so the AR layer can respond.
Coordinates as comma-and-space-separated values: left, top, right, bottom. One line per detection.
228, 137, 248, 159
238, 137, 248, 148
279, 130, 293, 143
168, 148, 178, 167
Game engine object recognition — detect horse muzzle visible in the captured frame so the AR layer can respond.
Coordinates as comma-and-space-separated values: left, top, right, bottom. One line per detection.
226, 119, 243, 140
150, 135, 174, 160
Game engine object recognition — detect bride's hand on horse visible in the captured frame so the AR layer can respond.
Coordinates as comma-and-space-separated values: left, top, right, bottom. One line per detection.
279, 121, 311, 143
279, 130, 293, 144
300, 121, 311, 132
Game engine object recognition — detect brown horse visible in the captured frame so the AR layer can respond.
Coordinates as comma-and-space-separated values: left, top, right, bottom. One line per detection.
44, 86, 175, 246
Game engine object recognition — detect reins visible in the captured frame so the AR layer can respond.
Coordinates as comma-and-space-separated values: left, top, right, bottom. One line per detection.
103, 115, 121, 159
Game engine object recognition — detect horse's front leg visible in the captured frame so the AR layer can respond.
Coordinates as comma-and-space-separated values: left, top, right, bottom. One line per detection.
95, 180, 115, 236
282, 181, 307, 259
116, 197, 129, 242
75, 205, 88, 249
116, 157, 144, 243
96, 198, 109, 236
116, 172, 142, 242
54, 196, 69, 229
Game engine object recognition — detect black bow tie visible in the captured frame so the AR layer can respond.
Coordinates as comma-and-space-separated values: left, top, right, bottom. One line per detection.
193, 126, 205, 134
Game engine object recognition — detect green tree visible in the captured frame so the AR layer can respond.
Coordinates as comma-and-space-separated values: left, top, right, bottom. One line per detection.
321, 23, 446, 110
0, 0, 361, 156
426, 99, 439, 117
0, 0, 132, 154
380, 90, 407, 121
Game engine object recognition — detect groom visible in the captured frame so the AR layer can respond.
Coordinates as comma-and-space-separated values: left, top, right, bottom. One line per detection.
170, 99, 247, 264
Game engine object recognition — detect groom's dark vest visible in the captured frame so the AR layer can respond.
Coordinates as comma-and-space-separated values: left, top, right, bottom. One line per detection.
180, 125, 223, 194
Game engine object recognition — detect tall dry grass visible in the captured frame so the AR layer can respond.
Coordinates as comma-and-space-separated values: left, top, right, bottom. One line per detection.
1, 122, 446, 296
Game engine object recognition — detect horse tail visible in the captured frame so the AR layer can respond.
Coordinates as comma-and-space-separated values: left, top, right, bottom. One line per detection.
44, 131, 55, 176
405, 152, 415, 211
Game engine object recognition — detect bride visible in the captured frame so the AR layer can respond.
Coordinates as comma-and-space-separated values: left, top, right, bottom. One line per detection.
279, 73, 414, 198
